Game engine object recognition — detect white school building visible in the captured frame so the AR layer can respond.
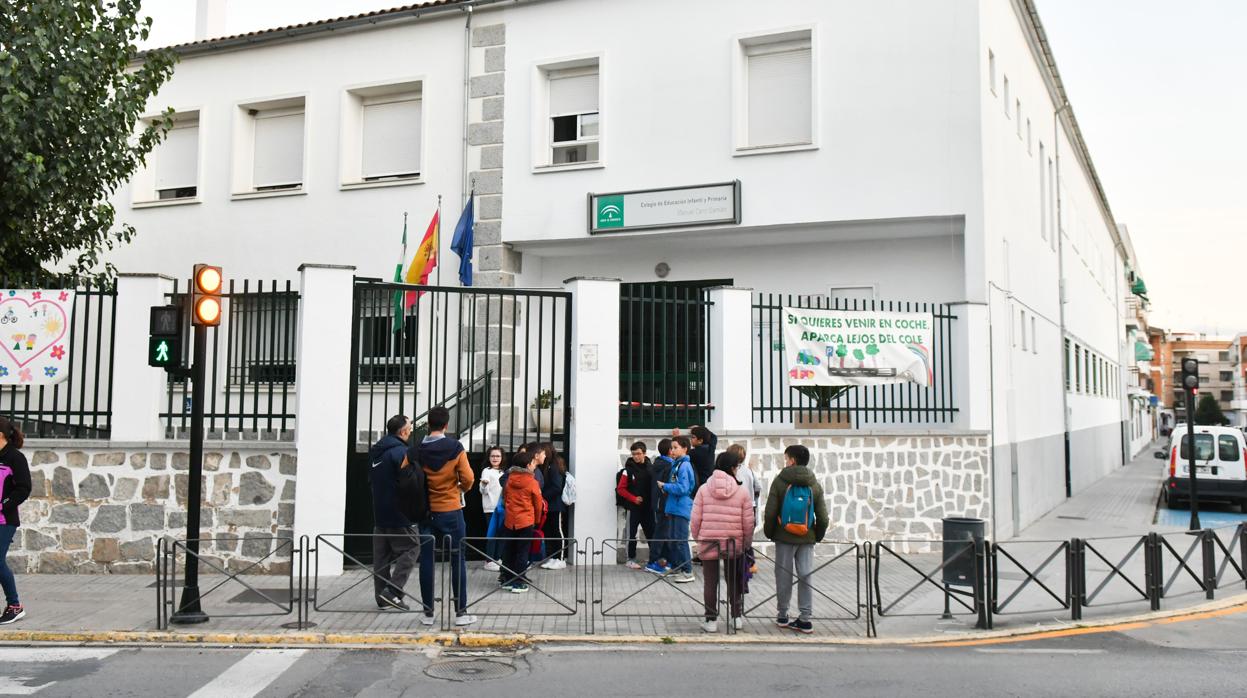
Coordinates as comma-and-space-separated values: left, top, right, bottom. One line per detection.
5, 0, 1155, 576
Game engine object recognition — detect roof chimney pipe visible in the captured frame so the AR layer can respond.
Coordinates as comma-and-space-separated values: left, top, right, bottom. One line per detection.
194, 0, 226, 41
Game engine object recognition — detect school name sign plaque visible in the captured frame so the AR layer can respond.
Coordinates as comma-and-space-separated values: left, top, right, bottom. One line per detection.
782, 306, 934, 388
588, 180, 741, 234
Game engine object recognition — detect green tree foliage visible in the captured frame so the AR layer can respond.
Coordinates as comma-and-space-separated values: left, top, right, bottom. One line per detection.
1193, 393, 1229, 426
0, 0, 177, 279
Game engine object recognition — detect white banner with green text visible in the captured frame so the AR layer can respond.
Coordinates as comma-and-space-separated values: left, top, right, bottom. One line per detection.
781, 306, 934, 387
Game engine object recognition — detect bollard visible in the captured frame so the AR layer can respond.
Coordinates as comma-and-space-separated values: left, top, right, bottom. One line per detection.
1068, 538, 1083, 622
1202, 529, 1217, 600
1145, 532, 1162, 611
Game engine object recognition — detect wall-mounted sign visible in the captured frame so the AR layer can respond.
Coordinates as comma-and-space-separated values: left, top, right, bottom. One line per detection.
588, 180, 741, 234
0, 289, 76, 385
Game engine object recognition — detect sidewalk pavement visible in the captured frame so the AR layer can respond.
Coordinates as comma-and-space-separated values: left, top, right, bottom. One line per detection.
3, 439, 1245, 645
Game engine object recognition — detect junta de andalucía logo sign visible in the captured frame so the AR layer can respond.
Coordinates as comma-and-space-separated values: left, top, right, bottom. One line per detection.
596, 195, 624, 228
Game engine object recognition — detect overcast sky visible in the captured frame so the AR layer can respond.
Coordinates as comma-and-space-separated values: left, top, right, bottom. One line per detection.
138, 1, 1246, 336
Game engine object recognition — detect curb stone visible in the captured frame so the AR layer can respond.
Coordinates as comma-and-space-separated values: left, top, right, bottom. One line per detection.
1, 593, 1244, 649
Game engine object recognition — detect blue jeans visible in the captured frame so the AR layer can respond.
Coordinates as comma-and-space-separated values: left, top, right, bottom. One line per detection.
666, 516, 691, 573
419, 511, 468, 616
483, 513, 501, 562
0, 525, 17, 606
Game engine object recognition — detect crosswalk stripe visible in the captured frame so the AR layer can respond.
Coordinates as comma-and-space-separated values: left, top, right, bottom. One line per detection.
187, 649, 307, 698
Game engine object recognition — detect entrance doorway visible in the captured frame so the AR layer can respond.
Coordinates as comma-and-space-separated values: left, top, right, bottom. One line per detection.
619, 280, 730, 429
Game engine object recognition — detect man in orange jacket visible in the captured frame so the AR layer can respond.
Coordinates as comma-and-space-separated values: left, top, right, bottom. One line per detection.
411, 406, 476, 627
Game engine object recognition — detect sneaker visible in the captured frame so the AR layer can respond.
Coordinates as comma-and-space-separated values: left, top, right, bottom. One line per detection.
625, 560, 643, 570
508, 584, 530, 594
483, 561, 501, 572
540, 559, 558, 570
548, 559, 567, 570
453, 614, 477, 627
379, 594, 410, 612
672, 572, 696, 584
644, 562, 670, 576
419, 613, 435, 627
0, 605, 24, 625
785, 619, 814, 634
775, 615, 790, 627
701, 619, 718, 633
733, 617, 744, 631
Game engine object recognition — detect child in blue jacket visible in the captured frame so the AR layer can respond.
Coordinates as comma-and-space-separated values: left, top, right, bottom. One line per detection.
656, 435, 696, 583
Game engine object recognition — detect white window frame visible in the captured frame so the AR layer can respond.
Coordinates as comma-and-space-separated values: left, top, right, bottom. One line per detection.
828, 284, 879, 305
131, 108, 203, 209
733, 25, 818, 156
230, 94, 308, 200
340, 78, 426, 191
531, 54, 604, 173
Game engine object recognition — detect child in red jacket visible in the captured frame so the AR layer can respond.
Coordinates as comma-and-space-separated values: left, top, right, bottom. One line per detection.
499, 452, 545, 593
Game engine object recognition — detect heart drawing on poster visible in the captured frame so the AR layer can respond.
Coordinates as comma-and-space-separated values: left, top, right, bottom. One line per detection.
0, 297, 70, 369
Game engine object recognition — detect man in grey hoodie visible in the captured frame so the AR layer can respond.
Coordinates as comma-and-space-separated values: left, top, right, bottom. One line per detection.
762, 444, 829, 634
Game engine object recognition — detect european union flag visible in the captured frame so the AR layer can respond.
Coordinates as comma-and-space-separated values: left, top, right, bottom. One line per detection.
451, 193, 475, 286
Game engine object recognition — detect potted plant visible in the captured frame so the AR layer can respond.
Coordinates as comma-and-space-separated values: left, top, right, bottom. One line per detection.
530, 390, 564, 433
793, 385, 852, 429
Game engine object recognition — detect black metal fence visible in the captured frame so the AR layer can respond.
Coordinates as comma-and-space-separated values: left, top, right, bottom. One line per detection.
619, 283, 713, 429
0, 275, 117, 438
161, 279, 298, 439
752, 294, 958, 428
153, 523, 1247, 637
349, 280, 572, 452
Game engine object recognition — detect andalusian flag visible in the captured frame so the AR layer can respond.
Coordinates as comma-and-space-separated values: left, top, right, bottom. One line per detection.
404, 210, 439, 308
392, 214, 409, 334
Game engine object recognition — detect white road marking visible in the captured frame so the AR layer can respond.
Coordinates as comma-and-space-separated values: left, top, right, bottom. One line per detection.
0, 648, 119, 663
975, 648, 1107, 655
187, 649, 307, 698
0, 648, 119, 694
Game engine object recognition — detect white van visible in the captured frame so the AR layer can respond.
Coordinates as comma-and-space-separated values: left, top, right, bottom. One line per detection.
1158, 425, 1247, 509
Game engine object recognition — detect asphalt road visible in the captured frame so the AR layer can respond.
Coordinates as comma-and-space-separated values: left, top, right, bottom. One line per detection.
3, 609, 1246, 697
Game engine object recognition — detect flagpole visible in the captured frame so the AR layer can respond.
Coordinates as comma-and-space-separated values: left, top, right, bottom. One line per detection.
436, 195, 443, 287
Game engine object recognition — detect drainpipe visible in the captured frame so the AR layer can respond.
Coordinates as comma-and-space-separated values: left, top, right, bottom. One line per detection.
461, 4, 474, 206
1055, 101, 1072, 497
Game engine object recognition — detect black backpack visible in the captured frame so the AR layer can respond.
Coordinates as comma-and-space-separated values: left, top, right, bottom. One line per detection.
397, 456, 431, 524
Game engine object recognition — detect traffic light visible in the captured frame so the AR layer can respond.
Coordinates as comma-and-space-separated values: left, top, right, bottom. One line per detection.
148, 305, 182, 369
191, 264, 223, 326
1181, 357, 1200, 391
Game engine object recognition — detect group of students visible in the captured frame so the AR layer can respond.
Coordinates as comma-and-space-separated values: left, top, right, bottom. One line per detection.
369, 407, 574, 623
477, 442, 574, 592
617, 427, 829, 634
370, 411, 831, 634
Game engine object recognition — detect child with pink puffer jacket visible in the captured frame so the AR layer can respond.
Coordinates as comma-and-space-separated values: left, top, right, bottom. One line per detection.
690, 450, 755, 633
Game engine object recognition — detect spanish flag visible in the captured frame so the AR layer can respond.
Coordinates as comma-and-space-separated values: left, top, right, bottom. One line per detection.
404, 209, 439, 308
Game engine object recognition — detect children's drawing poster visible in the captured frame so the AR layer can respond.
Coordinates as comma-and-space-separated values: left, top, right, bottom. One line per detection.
0, 290, 76, 385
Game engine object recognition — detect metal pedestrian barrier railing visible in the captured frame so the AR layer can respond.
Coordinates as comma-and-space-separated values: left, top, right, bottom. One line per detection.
740, 541, 866, 628
990, 539, 1071, 617
156, 535, 298, 630
873, 538, 990, 630
307, 532, 440, 628
456, 536, 586, 633
594, 538, 737, 635
152, 523, 1247, 635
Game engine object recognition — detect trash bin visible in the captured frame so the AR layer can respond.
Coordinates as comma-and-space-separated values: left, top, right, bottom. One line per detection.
941, 517, 986, 587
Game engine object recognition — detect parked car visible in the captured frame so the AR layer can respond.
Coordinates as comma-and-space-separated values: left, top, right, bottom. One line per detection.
1155, 425, 1247, 509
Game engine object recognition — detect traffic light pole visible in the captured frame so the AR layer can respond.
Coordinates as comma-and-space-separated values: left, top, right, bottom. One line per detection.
170, 323, 209, 624
1186, 387, 1201, 531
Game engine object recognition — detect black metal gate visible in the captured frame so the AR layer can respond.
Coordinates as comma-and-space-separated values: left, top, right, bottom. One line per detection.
343, 279, 573, 562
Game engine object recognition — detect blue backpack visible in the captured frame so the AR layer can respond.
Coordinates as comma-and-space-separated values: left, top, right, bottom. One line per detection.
778, 485, 814, 536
